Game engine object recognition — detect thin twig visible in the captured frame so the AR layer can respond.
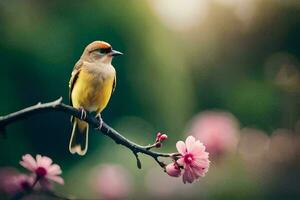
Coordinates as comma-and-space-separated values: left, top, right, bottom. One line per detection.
0, 97, 180, 169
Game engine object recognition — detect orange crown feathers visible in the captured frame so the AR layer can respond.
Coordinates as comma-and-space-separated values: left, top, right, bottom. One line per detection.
85, 41, 112, 52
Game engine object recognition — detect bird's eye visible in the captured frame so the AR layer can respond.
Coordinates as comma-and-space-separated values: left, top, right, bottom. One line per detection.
99, 47, 112, 54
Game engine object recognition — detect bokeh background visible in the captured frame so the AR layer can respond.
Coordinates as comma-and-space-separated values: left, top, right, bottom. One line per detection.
0, 0, 299, 199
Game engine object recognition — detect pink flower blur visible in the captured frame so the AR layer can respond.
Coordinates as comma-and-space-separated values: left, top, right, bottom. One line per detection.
145, 167, 195, 198
176, 136, 210, 184
165, 163, 181, 177
188, 111, 239, 156
19, 154, 64, 185
0, 168, 33, 196
91, 164, 131, 200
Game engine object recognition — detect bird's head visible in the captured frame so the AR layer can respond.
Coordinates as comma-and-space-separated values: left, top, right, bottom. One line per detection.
81, 41, 123, 64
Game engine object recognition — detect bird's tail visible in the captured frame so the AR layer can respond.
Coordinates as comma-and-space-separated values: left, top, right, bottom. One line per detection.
69, 118, 89, 156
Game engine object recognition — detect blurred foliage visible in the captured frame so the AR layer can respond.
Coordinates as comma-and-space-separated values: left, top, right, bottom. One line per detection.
0, 0, 299, 199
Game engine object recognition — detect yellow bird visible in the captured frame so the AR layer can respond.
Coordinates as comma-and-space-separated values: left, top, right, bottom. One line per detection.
69, 41, 123, 155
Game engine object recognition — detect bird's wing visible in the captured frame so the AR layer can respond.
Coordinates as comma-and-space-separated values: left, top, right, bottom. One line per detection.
69, 60, 83, 106
112, 74, 116, 94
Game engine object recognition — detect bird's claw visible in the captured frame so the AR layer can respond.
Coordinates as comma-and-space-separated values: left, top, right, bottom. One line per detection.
95, 114, 103, 130
79, 107, 87, 120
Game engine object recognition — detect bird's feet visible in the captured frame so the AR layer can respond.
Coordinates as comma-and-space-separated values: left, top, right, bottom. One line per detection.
95, 113, 103, 130
79, 107, 87, 120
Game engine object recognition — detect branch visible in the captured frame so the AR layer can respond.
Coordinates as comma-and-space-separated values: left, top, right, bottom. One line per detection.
0, 97, 179, 168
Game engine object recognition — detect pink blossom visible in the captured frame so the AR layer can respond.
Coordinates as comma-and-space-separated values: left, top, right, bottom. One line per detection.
165, 163, 181, 177
188, 111, 239, 157
0, 168, 33, 196
90, 164, 132, 200
19, 154, 64, 185
145, 167, 195, 198
176, 136, 210, 184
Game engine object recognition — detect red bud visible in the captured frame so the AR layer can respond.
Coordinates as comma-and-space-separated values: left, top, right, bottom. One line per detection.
156, 132, 162, 137
159, 134, 168, 141
156, 132, 162, 142
155, 143, 162, 148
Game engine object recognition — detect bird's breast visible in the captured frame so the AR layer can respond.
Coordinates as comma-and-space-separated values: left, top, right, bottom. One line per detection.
71, 66, 115, 112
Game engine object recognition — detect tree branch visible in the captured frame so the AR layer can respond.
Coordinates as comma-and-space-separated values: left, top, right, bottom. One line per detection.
0, 97, 179, 169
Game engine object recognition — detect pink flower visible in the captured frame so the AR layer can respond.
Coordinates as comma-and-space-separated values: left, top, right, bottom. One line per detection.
188, 111, 239, 157
0, 168, 33, 196
19, 154, 64, 185
176, 136, 210, 184
90, 164, 132, 200
145, 167, 193, 198
165, 163, 181, 177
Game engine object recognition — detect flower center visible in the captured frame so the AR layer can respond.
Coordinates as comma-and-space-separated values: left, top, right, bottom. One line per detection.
35, 167, 47, 177
184, 153, 194, 164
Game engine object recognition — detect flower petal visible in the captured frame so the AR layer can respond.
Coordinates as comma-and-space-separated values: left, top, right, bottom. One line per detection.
191, 166, 203, 178
185, 136, 196, 152
165, 163, 181, 177
40, 156, 53, 168
19, 154, 37, 172
22, 154, 36, 167
190, 141, 205, 156
176, 141, 186, 155
192, 158, 210, 169
191, 163, 208, 177
46, 175, 64, 185
47, 164, 62, 176
19, 162, 33, 172
177, 157, 185, 166
182, 165, 195, 184
194, 151, 209, 160
36, 155, 42, 167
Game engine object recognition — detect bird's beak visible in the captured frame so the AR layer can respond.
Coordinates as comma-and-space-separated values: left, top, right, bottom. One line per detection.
110, 49, 123, 57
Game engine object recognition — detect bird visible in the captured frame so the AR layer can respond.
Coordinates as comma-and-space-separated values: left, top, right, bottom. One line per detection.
68, 41, 123, 156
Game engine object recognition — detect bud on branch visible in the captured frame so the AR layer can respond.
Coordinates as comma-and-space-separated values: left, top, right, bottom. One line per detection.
0, 97, 210, 184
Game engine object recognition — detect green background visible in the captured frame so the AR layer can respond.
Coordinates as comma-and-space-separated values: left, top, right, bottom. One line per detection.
0, 0, 299, 199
